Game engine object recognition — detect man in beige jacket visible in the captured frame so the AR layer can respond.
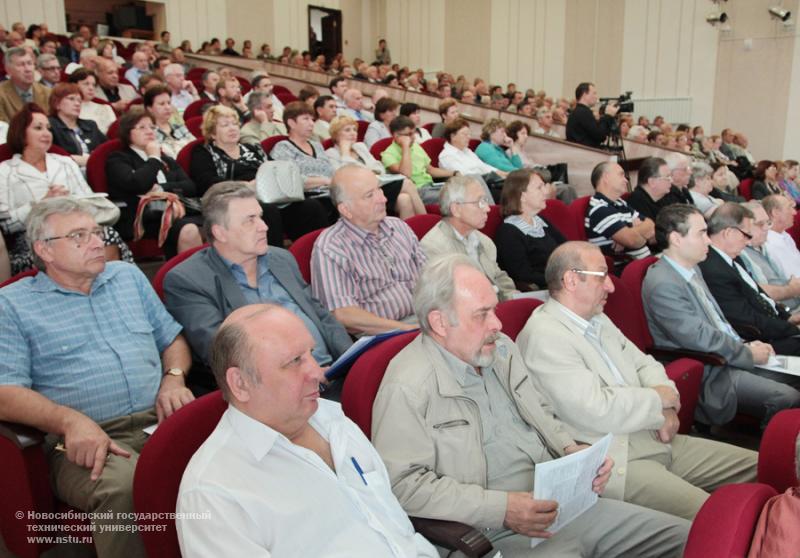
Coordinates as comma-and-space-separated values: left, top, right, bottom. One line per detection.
518, 241, 757, 520
372, 254, 690, 557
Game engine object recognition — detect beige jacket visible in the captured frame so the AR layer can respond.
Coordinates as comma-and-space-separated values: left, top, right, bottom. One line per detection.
239, 120, 287, 145
371, 333, 574, 529
0, 80, 50, 123
517, 298, 676, 500
420, 220, 517, 301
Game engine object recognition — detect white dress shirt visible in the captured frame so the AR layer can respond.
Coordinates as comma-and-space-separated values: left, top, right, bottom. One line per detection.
765, 229, 800, 279
177, 400, 437, 558
438, 142, 498, 175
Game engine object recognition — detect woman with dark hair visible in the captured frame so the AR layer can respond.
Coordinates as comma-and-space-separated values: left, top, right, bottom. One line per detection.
144, 84, 195, 159
105, 108, 203, 258
48, 83, 107, 168
0, 103, 131, 274
67, 68, 116, 134
752, 160, 785, 199
475, 118, 524, 172
495, 168, 566, 291
364, 97, 398, 148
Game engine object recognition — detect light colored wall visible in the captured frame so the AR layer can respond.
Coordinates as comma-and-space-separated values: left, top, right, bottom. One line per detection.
2, 0, 66, 33
223, 0, 273, 52
383, 0, 445, 73
162, 0, 227, 53
444, 0, 490, 83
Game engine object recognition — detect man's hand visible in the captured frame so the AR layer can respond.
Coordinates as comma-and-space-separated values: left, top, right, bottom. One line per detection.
252, 108, 267, 123
592, 456, 613, 494
145, 140, 161, 159
789, 312, 800, 325
637, 218, 656, 240
62, 413, 131, 481
656, 409, 680, 443
747, 340, 774, 365
155, 374, 195, 423
652, 385, 680, 411
503, 492, 558, 538
606, 102, 620, 117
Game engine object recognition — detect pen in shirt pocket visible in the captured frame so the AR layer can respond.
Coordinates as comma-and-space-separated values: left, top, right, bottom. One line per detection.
351, 456, 368, 485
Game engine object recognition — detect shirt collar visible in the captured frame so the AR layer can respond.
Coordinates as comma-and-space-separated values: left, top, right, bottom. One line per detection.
450, 223, 479, 250
29, 261, 121, 295
550, 298, 598, 335
710, 245, 734, 266
340, 217, 391, 244
218, 250, 269, 278
661, 254, 696, 282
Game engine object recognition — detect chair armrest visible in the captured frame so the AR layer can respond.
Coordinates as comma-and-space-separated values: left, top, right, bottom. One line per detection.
410, 517, 494, 557
0, 421, 45, 449
650, 347, 727, 367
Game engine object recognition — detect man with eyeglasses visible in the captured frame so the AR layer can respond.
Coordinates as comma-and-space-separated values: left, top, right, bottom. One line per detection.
0, 197, 194, 557
0, 47, 50, 123
36, 53, 61, 88
627, 156, 674, 223
699, 202, 800, 357
519, 240, 759, 520
662, 153, 695, 206
311, 164, 425, 336
420, 176, 517, 300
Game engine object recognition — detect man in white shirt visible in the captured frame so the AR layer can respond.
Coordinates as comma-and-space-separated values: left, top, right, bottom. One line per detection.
163, 63, 199, 112
176, 304, 437, 558
533, 107, 560, 138
763, 194, 800, 279
125, 51, 150, 90
313, 94, 337, 141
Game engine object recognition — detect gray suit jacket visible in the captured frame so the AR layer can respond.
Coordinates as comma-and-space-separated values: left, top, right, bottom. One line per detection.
642, 257, 749, 424
163, 246, 352, 369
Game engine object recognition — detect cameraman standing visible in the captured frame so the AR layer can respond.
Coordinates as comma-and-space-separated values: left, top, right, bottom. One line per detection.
566, 82, 619, 149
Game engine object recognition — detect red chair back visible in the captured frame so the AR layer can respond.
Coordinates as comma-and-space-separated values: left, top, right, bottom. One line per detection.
341, 331, 420, 438
739, 178, 754, 201
567, 195, 591, 241
603, 275, 651, 352
288, 227, 325, 284
369, 137, 393, 161
468, 139, 480, 151
152, 244, 208, 300
322, 138, 334, 150
479, 205, 502, 239
183, 99, 210, 120
495, 298, 543, 341
0, 144, 69, 162
126, 98, 143, 110
619, 256, 659, 350
177, 138, 204, 175
272, 85, 292, 97
405, 214, 440, 240
133, 391, 227, 558
540, 198, 579, 240
758, 408, 800, 493
0, 269, 38, 289
86, 139, 124, 193
422, 122, 435, 134
261, 135, 289, 157
276, 91, 298, 106
420, 138, 445, 167
186, 67, 208, 81
106, 119, 120, 140
356, 120, 369, 142
235, 76, 251, 94
787, 210, 800, 250
184, 116, 203, 139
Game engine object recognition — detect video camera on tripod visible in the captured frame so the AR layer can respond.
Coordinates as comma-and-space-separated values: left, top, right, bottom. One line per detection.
599, 91, 635, 115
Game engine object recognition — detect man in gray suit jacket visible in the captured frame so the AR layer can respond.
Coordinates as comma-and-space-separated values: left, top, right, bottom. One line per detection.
164, 181, 352, 393
642, 205, 800, 427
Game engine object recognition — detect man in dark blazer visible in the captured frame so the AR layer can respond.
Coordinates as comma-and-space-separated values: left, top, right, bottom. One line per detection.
699, 202, 800, 356
163, 181, 352, 393
565, 81, 619, 148
643, 205, 800, 427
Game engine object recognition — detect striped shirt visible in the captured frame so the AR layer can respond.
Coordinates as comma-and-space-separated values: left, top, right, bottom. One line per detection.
311, 217, 426, 321
0, 262, 182, 423
586, 193, 650, 260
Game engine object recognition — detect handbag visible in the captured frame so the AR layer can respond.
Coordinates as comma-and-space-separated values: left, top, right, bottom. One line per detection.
76, 193, 121, 226
255, 160, 305, 204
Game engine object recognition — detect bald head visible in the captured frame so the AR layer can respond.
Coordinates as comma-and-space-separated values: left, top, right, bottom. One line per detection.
331, 164, 376, 205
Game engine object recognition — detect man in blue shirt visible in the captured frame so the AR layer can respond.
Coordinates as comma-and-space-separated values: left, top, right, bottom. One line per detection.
0, 197, 194, 558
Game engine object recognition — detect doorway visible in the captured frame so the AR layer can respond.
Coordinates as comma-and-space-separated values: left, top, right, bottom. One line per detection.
308, 6, 342, 64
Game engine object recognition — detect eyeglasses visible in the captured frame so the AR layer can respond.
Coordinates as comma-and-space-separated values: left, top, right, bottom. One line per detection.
730, 227, 753, 240
753, 220, 773, 228
41, 66, 60, 71
571, 269, 609, 279
133, 124, 157, 132
457, 197, 492, 210
43, 227, 104, 246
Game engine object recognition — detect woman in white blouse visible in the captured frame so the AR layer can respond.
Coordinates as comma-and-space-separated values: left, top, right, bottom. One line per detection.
325, 116, 425, 219
438, 117, 506, 178
67, 68, 117, 135
0, 104, 131, 275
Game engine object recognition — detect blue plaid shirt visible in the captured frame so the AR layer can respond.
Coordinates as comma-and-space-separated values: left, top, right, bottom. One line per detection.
0, 262, 183, 423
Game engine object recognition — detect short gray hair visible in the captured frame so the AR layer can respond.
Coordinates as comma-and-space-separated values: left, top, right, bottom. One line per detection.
665, 152, 690, 171
413, 254, 481, 334
201, 181, 257, 243
25, 197, 94, 269
741, 200, 764, 215
439, 175, 479, 217
545, 241, 593, 294
691, 161, 713, 182
36, 53, 57, 69
535, 107, 551, 119
246, 90, 268, 113
5, 47, 29, 67
163, 63, 184, 77
707, 202, 753, 236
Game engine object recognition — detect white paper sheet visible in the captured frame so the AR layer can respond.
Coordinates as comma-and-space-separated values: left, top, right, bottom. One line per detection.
756, 355, 800, 377
512, 290, 550, 302
530, 433, 613, 547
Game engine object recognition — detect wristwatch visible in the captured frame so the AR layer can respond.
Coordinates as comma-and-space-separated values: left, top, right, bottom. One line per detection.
163, 367, 185, 378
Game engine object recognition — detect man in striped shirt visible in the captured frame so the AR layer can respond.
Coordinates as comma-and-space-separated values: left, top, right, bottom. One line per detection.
311, 165, 426, 335
586, 162, 654, 267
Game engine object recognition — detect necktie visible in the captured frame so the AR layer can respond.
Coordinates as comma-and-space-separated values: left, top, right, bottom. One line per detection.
688, 273, 742, 341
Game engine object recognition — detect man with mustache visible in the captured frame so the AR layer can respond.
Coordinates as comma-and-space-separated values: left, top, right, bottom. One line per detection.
371, 254, 690, 556
518, 240, 758, 520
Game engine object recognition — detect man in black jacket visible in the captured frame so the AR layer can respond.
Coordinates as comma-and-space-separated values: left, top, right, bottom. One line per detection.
566, 82, 619, 148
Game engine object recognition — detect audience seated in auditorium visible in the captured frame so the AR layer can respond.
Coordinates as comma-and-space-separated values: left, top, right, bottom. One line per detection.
371, 254, 690, 557
311, 165, 424, 335
55, 32, 83, 65
93, 58, 137, 113
398, 102, 433, 143
175, 304, 436, 557
36, 53, 61, 88
534, 107, 560, 138
0, 104, 130, 274
495, 169, 567, 290
0, 197, 194, 558
248, 74, 285, 119
143, 84, 195, 159
198, 70, 219, 103
521, 240, 758, 519
312, 94, 336, 141
627, 157, 672, 222
125, 51, 151, 91
587, 162, 654, 266
644, 204, 800, 427
67, 68, 116, 134
0, 47, 50, 123
363, 96, 397, 148
325, 116, 424, 219
753, 160, 785, 200
163, 182, 352, 393
475, 118, 524, 173
164, 63, 199, 113
431, 98, 459, 139
337, 88, 374, 122
96, 39, 125, 67
566, 81, 618, 149
239, 91, 286, 145
215, 76, 250, 124
48, 83, 106, 168
438, 117, 506, 184
328, 76, 348, 110
688, 162, 724, 217
421, 176, 517, 300
763, 194, 800, 279
105, 108, 203, 259
732, 132, 756, 166
699, 202, 800, 357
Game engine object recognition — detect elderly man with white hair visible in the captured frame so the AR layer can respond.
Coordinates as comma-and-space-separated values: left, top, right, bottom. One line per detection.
661, 152, 695, 206
533, 107, 559, 138
337, 88, 374, 122
164, 63, 199, 111
125, 51, 151, 90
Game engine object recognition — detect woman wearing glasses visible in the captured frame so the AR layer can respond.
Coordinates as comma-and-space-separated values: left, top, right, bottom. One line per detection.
48, 83, 107, 169
0, 103, 131, 278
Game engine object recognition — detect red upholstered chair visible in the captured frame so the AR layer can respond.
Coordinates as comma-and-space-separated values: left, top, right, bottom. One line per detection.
272, 84, 292, 97
468, 139, 480, 151
340, 331, 493, 557
321, 138, 334, 150
787, 210, 800, 250
479, 205, 502, 239
425, 204, 441, 215
176, 138, 204, 175
187, 67, 208, 81
183, 99, 210, 121
420, 138, 445, 167
758, 408, 800, 492
235, 76, 251, 94
495, 298, 544, 340
405, 213, 441, 240
567, 195, 591, 241
540, 198, 580, 240
184, 116, 203, 139
684, 483, 777, 558
261, 134, 289, 157
0, 269, 38, 289
422, 122, 435, 134
356, 120, 369, 142
369, 137, 393, 160
133, 391, 227, 558
739, 178, 754, 201
151, 244, 208, 300
106, 119, 120, 140
126, 98, 143, 110
288, 227, 326, 284
275, 91, 298, 106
